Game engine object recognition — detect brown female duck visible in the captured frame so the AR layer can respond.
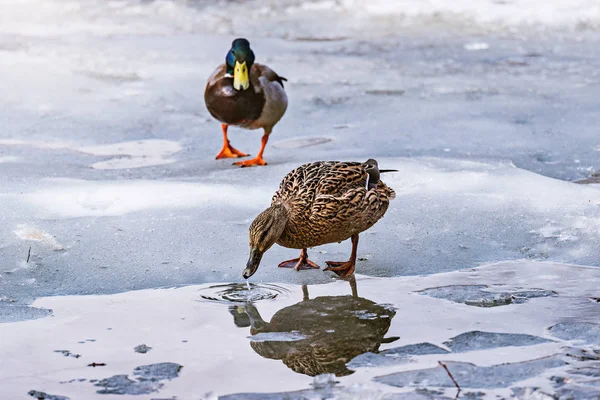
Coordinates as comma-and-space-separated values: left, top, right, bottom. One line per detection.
204, 38, 288, 167
243, 159, 396, 278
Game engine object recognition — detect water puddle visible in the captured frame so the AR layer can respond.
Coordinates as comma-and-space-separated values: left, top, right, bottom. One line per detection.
2, 262, 600, 399
197, 282, 292, 304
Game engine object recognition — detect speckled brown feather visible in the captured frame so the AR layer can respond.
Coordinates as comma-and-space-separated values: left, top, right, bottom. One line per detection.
272, 161, 396, 249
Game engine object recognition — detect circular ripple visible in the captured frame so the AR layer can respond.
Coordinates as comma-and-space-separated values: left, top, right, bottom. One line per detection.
197, 283, 292, 305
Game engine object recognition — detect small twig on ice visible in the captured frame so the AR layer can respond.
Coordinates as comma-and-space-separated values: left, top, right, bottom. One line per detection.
438, 361, 461, 393
26, 247, 31, 263
88, 362, 106, 367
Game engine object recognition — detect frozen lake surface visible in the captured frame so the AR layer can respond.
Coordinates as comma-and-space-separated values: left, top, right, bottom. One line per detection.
1, 0, 600, 398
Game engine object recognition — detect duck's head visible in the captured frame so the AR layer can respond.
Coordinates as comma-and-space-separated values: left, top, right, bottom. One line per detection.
243, 204, 288, 279
226, 38, 256, 91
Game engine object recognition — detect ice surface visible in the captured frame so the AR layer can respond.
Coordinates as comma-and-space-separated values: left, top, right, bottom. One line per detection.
1, 0, 600, 309
549, 322, 600, 346
418, 285, 557, 308
0, 262, 599, 399
2, 0, 600, 397
0, 304, 52, 323
381, 343, 450, 357
133, 344, 152, 354
375, 355, 566, 389
442, 331, 551, 352
95, 362, 182, 395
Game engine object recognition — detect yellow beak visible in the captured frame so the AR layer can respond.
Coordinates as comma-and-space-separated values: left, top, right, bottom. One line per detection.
233, 61, 250, 91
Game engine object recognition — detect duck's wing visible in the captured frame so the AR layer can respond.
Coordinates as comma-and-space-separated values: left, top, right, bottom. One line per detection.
271, 161, 337, 208
251, 63, 287, 88
311, 161, 395, 232
206, 64, 227, 87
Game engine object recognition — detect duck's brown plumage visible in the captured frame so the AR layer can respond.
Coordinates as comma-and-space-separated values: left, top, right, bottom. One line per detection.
204, 63, 286, 128
272, 161, 396, 249
244, 291, 396, 377
244, 159, 396, 278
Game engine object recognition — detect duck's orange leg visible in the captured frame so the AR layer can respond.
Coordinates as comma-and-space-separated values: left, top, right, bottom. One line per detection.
234, 128, 270, 167
216, 124, 249, 159
279, 248, 320, 271
324, 234, 359, 277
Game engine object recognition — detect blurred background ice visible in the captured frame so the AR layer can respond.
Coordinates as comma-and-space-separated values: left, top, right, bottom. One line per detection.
1, 0, 600, 314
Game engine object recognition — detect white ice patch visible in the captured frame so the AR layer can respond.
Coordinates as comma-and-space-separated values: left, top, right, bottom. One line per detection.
464, 42, 490, 51
22, 179, 271, 218
338, 0, 600, 29
0, 156, 20, 163
79, 140, 183, 170
13, 224, 64, 251
0, 139, 182, 170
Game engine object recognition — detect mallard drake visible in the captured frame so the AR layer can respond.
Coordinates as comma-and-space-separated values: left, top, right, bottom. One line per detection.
204, 38, 288, 167
242, 159, 396, 279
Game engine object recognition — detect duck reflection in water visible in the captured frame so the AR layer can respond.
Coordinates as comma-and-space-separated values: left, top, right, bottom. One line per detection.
229, 279, 398, 377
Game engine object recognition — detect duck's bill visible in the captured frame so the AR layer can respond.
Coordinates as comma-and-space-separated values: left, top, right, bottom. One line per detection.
242, 247, 263, 279
379, 169, 399, 173
233, 61, 250, 91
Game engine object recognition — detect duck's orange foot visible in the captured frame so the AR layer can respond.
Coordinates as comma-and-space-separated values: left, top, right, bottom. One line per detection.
233, 156, 267, 167
324, 260, 356, 277
215, 144, 249, 159
279, 258, 320, 271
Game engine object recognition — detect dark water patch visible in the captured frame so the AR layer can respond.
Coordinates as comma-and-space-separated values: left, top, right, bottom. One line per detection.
381, 342, 449, 357
311, 96, 350, 107
418, 285, 556, 307
133, 363, 182, 381
220, 374, 339, 400
59, 378, 87, 384
555, 385, 600, 399
364, 89, 405, 96
565, 347, 600, 361
54, 350, 81, 359
549, 322, 600, 345
576, 172, 600, 184
383, 388, 453, 399
134, 344, 152, 354
443, 331, 551, 352
95, 362, 182, 395
220, 388, 336, 400
568, 363, 600, 378
28, 390, 70, 400
0, 304, 52, 323
510, 387, 553, 398
375, 355, 565, 389
197, 283, 291, 305
347, 352, 410, 369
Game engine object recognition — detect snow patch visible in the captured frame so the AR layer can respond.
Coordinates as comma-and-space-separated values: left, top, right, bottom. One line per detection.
22, 179, 271, 218
0, 156, 20, 163
0, 139, 182, 170
13, 224, 64, 251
